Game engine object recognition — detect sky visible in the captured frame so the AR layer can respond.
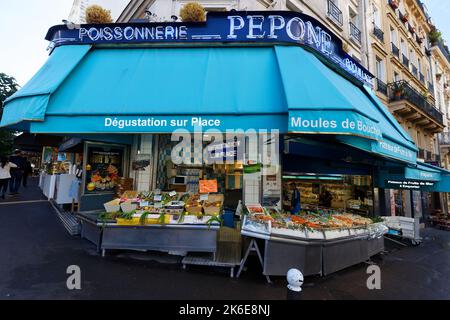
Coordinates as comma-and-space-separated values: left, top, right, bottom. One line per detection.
0, 0, 129, 86
0, 0, 448, 86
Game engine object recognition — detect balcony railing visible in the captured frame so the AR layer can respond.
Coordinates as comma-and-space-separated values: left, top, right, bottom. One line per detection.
373, 25, 384, 42
349, 22, 361, 44
391, 43, 400, 58
402, 54, 409, 68
411, 65, 418, 77
327, 0, 343, 26
376, 78, 388, 96
387, 80, 443, 125
432, 40, 450, 64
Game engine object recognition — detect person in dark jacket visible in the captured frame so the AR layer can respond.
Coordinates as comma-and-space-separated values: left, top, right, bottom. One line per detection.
290, 182, 301, 214
22, 158, 33, 187
9, 150, 27, 195
319, 187, 333, 208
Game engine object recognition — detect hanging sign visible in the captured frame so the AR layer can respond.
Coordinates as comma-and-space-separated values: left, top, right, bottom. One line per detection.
385, 179, 435, 190
45, 11, 374, 86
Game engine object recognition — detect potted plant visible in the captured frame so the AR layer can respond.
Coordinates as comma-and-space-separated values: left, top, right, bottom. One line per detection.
390, 0, 399, 10
180, 2, 206, 22
393, 82, 406, 99
85, 5, 113, 24
401, 12, 409, 23
429, 29, 442, 46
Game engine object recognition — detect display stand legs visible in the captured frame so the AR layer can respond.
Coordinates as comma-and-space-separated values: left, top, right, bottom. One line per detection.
236, 238, 272, 284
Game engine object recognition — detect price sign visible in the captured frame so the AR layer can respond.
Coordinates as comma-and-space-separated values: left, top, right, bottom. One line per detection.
199, 180, 218, 194
169, 191, 177, 197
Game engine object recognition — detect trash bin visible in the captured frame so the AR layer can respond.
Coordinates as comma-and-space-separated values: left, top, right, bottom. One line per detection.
222, 210, 235, 228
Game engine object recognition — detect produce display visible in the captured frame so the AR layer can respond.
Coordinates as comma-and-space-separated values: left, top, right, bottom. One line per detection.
100, 191, 224, 226
242, 204, 387, 240
87, 164, 119, 192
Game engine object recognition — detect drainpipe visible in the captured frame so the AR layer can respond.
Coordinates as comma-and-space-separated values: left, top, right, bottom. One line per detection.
361, 0, 371, 71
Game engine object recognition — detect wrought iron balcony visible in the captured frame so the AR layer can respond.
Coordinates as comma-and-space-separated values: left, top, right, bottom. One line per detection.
373, 26, 384, 42
349, 22, 361, 44
432, 40, 450, 64
376, 78, 388, 96
388, 80, 443, 125
402, 54, 409, 68
327, 0, 343, 26
391, 43, 400, 58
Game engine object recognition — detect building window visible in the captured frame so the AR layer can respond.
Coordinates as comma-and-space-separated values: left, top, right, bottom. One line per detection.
394, 71, 401, 82
373, 4, 381, 28
376, 57, 385, 81
390, 26, 397, 44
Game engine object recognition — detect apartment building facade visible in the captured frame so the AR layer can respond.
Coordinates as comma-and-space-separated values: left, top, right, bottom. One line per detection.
365, 0, 443, 165
432, 41, 450, 169
118, 0, 367, 65
117, 0, 449, 163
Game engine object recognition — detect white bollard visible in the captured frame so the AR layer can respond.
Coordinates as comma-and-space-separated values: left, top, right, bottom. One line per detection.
287, 268, 304, 292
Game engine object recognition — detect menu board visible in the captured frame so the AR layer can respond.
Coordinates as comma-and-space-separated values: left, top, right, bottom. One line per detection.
85, 145, 125, 193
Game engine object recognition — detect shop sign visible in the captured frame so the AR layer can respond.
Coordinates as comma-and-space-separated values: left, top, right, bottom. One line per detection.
46, 11, 374, 86
371, 140, 416, 163
404, 167, 441, 182
385, 179, 435, 190
289, 110, 382, 140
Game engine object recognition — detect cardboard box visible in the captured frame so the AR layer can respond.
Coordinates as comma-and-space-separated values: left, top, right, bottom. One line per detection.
104, 199, 121, 213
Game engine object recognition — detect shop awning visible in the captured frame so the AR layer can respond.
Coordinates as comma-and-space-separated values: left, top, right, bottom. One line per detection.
1, 45, 91, 129
274, 46, 417, 164
1, 43, 416, 163
1, 45, 288, 133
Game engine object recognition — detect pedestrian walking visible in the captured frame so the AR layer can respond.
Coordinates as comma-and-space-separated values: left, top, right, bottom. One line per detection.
9, 150, 27, 195
0, 156, 17, 199
22, 158, 33, 188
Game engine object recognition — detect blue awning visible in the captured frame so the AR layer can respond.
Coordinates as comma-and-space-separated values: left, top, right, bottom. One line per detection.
1, 44, 416, 163
375, 162, 450, 192
1, 45, 91, 128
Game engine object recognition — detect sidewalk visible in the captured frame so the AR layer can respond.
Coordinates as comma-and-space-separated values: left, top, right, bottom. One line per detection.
0, 177, 46, 203
0, 181, 449, 299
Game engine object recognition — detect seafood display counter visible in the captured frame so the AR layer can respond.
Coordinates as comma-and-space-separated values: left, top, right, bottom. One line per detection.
77, 191, 223, 256
240, 204, 387, 276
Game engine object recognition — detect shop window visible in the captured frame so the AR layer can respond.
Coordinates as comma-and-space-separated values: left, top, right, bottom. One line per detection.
84, 143, 126, 194
282, 175, 374, 216
153, 134, 245, 209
